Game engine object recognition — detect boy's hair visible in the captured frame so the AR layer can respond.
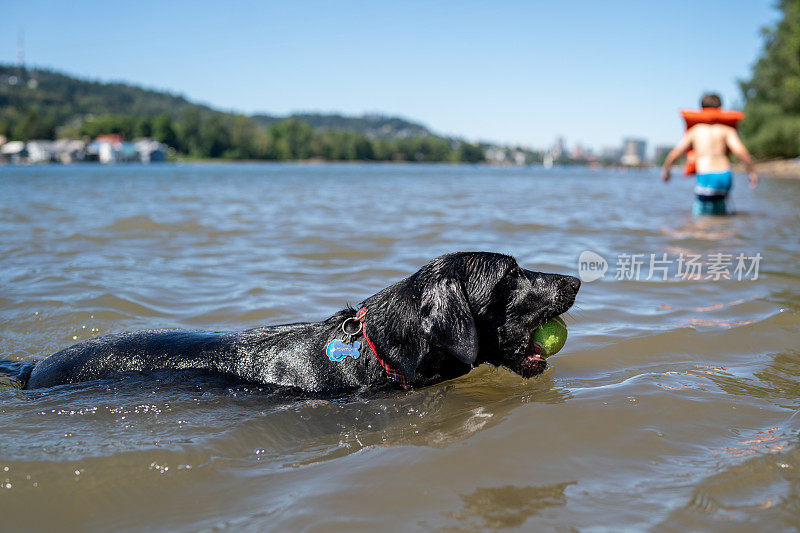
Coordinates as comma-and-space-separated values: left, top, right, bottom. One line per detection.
700, 93, 722, 108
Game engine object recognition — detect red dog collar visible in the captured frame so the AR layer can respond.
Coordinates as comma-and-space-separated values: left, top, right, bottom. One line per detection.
354, 307, 409, 390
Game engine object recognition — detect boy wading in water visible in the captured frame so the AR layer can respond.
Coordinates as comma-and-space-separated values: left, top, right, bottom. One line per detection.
661, 93, 758, 215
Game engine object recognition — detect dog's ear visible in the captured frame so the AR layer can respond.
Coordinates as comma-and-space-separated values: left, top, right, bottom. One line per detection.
420, 278, 478, 365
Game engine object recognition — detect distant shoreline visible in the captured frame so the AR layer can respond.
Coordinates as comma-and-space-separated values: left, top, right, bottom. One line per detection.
0, 159, 656, 170
750, 159, 800, 179
665, 159, 800, 179
4, 158, 797, 176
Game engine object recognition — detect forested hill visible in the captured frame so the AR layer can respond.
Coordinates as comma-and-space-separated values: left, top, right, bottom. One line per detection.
0, 65, 430, 138
251, 113, 432, 139
0, 65, 459, 161
0, 65, 212, 133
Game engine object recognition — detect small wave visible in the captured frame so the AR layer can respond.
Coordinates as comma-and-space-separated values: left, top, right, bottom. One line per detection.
75, 293, 169, 318
288, 247, 387, 261
104, 215, 208, 234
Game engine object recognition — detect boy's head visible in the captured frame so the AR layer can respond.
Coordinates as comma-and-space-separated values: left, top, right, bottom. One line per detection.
700, 93, 722, 109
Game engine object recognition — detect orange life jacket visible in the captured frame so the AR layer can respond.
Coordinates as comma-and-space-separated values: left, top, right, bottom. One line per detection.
680, 108, 745, 176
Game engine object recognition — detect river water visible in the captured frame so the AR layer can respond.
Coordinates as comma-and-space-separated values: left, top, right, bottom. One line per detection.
1, 163, 799, 531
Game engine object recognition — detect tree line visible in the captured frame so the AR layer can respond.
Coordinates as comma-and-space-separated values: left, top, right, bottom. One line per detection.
63, 112, 484, 162
1, 109, 484, 162
739, 0, 800, 159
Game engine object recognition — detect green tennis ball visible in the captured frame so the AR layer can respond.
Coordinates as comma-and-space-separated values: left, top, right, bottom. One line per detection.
532, 316, 568, 357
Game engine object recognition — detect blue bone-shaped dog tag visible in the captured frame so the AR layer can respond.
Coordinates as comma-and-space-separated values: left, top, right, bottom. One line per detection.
326, 339, 361, 362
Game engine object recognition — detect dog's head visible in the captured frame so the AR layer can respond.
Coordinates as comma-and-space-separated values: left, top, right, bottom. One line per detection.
418, 252, 580, 378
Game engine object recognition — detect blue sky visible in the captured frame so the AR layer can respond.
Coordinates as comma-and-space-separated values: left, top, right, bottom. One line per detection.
0, 0, 780, 152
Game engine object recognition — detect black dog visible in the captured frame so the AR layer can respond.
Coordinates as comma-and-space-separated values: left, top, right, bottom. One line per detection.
15, 252, 579, 392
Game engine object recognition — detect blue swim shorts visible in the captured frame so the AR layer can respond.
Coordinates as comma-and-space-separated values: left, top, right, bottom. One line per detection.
693, 170, 733, 216
694, 170, 733, 198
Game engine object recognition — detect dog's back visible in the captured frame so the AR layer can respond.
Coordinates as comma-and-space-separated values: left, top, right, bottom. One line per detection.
19, 314, 363, 392
24, 330, 237, 389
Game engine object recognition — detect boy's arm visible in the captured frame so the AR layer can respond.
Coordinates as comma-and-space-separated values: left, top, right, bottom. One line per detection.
661, 130, 693, 182
725, 129, 759, 189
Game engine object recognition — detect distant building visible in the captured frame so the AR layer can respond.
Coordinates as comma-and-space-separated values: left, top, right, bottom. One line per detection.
485, 147, 521, 166
551, 136, 566, 159
95, 133, 124, 144
91, 134, 138, 163
84, 135, 168, 164
570, 144, 596, 161
485, 147, 506, 164
27, 140, 87, 163
26, 140, 56, 163
0, 140, 26, 163
52, 139, 86, 163
600, 146, 623, 163
0, 134, 168, 165
621, 138, 647, 166
102, 141, 138, 163
135, 139, 167, 163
